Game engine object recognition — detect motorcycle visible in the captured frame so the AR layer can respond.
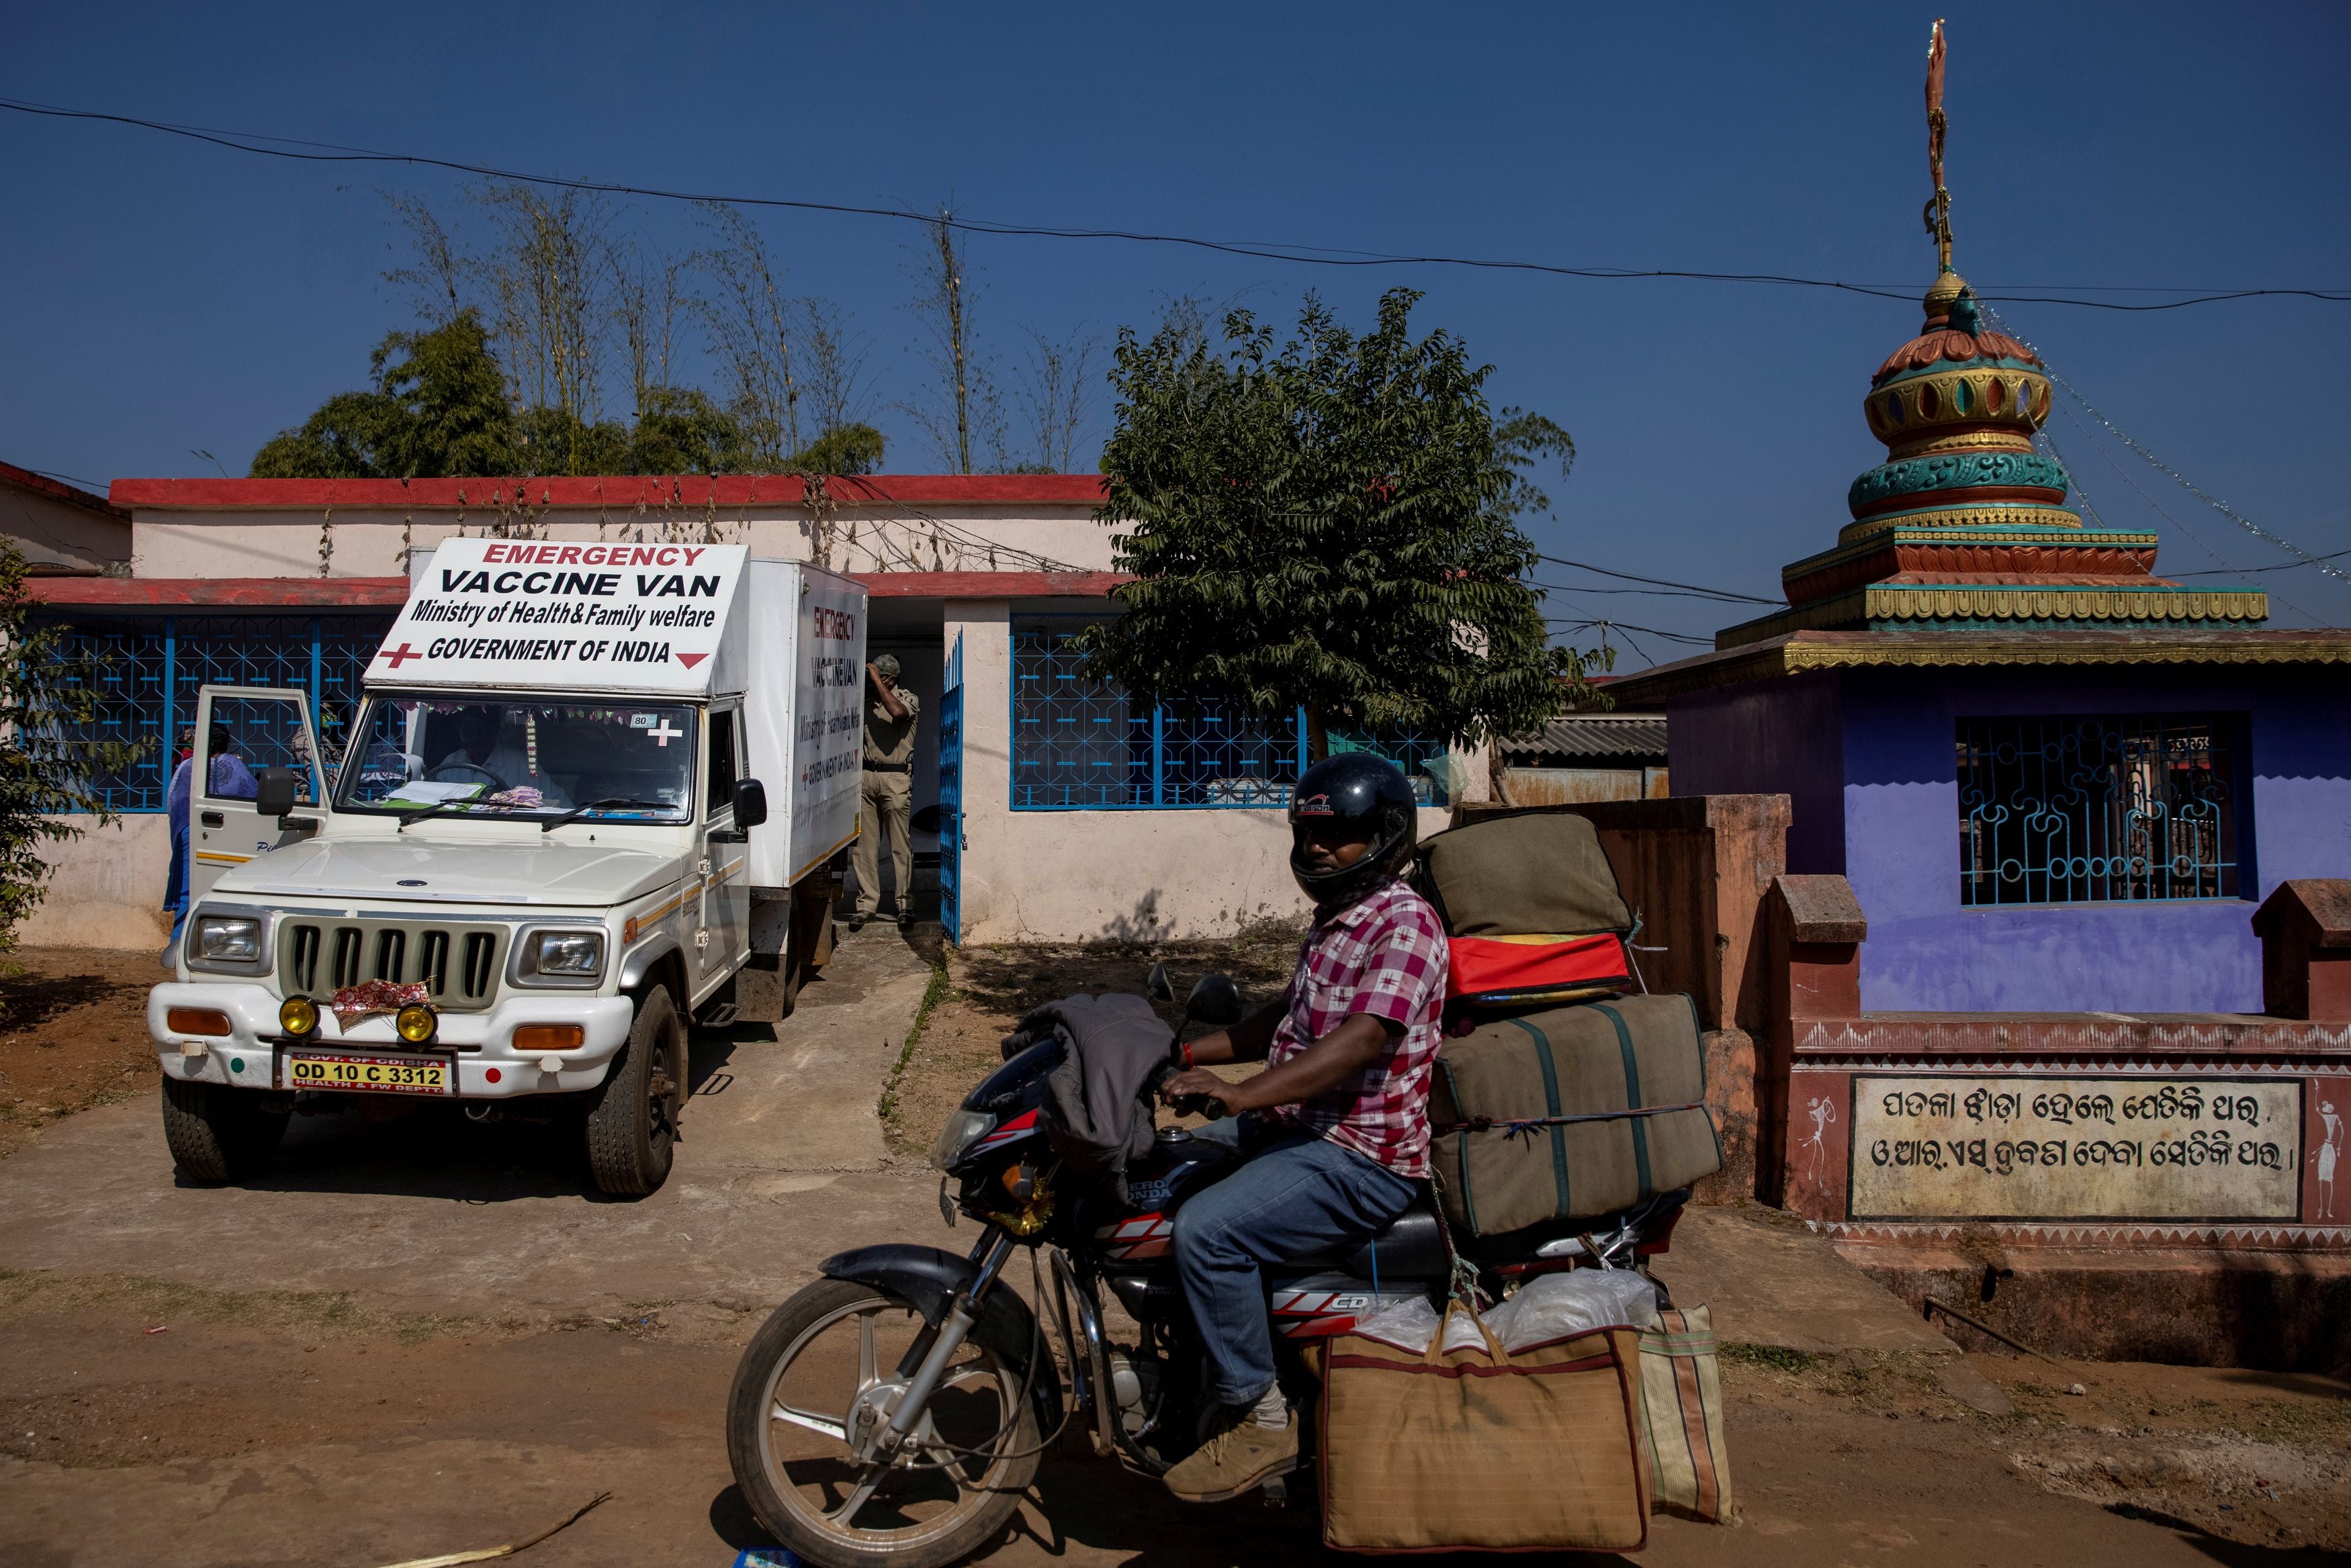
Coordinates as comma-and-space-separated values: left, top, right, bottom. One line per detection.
725, 968, 1687, 1568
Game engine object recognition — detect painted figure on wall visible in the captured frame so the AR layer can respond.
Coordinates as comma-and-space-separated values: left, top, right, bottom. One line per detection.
2315, 1100, 2342, 1221
1802, 1095, 1838, 1185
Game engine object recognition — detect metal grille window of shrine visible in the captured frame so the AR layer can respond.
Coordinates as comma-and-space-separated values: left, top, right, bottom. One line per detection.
38, 613, 398, 813
1010, 619, 1450, 809
1955, 714, 2246, 907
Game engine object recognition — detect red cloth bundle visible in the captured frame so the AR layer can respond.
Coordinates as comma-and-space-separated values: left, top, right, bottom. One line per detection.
1446, 931, 1632, 1008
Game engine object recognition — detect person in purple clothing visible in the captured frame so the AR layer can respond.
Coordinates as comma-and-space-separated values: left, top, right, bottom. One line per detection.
163, 725, 257, 944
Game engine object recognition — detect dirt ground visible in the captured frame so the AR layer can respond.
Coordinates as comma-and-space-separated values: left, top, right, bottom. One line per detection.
881, 933, 1300, 1157
3, 939, 2348, 1565
5, 1266, 2346, 1565
0, 947, 161, 1160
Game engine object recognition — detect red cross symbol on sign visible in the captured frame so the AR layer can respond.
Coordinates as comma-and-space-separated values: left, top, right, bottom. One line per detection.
380, 643, 420, 668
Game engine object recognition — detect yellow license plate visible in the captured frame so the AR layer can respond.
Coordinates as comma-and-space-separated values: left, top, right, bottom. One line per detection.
285, 1052, 451, 1096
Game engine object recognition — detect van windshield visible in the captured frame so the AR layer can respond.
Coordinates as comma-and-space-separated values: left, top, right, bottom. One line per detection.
335, 694, 699, 823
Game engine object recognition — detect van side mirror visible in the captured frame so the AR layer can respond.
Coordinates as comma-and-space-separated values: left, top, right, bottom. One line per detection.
732, 778, 769, 829
1185, 972, 1243, 1027
254, 768, 298, 819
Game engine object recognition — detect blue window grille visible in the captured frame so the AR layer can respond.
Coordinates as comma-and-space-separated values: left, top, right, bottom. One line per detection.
38, 612, 398, 812
1010, 618, 1451, 810
1957, 714, 2244, 907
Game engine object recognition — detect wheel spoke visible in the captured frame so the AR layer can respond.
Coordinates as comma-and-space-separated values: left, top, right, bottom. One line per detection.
771, 1399, 848, 1442
826, 1463, 887, 1524
858, 1309, 879, 1390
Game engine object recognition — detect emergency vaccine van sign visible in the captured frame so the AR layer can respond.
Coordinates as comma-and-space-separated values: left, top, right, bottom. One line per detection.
382, 539, 750, 692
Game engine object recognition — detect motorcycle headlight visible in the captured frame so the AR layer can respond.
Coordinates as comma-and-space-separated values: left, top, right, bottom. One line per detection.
530, 929, 606, 978
929, 1109, 997, 1173
192, 915, 262, 963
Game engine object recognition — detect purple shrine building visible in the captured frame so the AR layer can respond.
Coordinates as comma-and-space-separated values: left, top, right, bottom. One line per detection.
1613, 265, 2351, 1014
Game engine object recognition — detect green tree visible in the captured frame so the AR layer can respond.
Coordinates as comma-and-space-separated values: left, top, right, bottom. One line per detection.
1076, 289, 1587, 759
251, 310, 517, 478
787, 421, 885, 477
0, 545, 148, 953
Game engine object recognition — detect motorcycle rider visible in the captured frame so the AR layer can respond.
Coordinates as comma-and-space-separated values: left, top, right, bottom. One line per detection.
1154, 752, 1447, 1503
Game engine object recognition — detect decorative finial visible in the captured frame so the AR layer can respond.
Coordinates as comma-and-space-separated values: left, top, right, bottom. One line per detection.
1923, 19, 1954, 277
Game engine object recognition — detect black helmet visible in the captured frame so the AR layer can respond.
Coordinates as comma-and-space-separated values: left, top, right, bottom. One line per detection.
1288, 753, 1419, 913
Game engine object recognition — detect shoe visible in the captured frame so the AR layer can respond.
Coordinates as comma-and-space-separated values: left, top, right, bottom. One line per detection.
897, 911, 916, 931
1163, 1410, 1298, 1504
848, 915, 869, 933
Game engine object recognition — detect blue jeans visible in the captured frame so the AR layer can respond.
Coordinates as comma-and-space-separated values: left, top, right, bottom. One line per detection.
1171, 1116, 1418, 1408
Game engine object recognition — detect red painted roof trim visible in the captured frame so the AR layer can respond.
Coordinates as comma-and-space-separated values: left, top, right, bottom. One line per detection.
29, 569, 1130, 608
2, 461, 132, 522
30, 577, 410, 607
110, 473, 1108, 510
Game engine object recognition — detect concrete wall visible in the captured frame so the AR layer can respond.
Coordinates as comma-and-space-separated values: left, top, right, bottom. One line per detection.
1680, 664, 2351, 1013
1667, 672, 1846, 874
945, 600, 1449, 943
2, 483, 130, 574
1499, 765, 1668, 804
1839, 665, 2351, 1013
19, 815, 171, 950
132, 504, 1119, 580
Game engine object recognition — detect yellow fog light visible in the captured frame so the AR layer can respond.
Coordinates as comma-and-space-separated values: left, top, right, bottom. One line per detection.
278, 996, 320, 1037
394, 1002, 438, 1044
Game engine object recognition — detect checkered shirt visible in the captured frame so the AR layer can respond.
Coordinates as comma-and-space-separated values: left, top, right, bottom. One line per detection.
1260, 878, 1450, 1177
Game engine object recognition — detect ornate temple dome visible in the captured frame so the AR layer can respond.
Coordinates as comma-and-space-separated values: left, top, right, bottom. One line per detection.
1705, 21, 2268, 652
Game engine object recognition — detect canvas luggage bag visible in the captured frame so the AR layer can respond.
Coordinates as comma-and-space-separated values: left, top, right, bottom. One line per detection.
1638, 1305, 1736, 1522
1417, 813, 1634, 1009
1320, 1302, 1650, 1553
1429, 993, 1723, 1236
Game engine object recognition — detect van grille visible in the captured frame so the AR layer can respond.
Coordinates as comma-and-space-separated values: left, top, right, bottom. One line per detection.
278, 919, 508, 1011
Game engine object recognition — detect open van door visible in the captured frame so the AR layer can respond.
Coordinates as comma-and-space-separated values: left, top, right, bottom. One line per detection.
189, 685, 325, 904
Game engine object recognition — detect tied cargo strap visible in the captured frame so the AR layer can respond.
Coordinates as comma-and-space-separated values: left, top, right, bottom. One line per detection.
1437, 1101, 1710, 1141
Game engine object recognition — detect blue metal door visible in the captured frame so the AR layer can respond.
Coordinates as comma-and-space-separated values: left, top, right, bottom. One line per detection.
936, 633, 964, 945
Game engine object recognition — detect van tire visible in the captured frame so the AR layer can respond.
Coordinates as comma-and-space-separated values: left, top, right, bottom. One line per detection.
161, 1076, 288, 1183
584, 985, 684, 1197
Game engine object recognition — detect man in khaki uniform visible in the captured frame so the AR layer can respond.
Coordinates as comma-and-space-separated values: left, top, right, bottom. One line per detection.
852, 655, 921, 931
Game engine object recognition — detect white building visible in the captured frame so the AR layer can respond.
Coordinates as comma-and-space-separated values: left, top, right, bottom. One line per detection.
30, 474, 1466, 950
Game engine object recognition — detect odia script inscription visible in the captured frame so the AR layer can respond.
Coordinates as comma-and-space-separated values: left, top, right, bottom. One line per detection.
1849, 1076, 2301, 1221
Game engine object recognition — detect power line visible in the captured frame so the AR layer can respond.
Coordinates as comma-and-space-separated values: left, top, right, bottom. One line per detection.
1536, 554, 1780, 604
6, 95, 2348, 314
1527, 578, 1771, 604
1547, 615, 1714, 645
2173, 544, 2351, 578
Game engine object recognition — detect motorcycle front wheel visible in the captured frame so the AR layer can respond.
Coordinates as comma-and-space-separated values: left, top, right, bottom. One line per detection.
725, 1277, 1041, 1568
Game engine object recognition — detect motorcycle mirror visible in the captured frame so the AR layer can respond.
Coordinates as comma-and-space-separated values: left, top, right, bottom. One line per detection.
1145, 962, 1175, 1004
1185, 972, 1243, 1027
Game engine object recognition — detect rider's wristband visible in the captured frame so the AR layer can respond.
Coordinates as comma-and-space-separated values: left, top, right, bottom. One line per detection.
1182, 1040, 1194, 1069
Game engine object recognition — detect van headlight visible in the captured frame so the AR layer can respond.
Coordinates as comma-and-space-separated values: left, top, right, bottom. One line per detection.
192, 915, 262, 963
515, 926, 607, 987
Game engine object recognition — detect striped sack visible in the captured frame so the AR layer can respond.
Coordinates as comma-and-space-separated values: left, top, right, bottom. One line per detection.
1638, 1305, 1734, 1522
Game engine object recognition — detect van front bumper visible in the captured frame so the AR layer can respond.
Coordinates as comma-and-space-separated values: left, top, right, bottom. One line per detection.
147, 982, 635, 1097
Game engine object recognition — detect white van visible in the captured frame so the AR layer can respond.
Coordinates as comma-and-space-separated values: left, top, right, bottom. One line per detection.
147, 541, 867, 1195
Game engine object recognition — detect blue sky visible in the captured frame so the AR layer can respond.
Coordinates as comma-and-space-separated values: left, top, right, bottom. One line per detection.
5, 1, 2346, 661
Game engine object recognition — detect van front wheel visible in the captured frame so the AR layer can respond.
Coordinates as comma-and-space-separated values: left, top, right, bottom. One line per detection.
583, 985, 685, 1197
161, 1076, 288, 1183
